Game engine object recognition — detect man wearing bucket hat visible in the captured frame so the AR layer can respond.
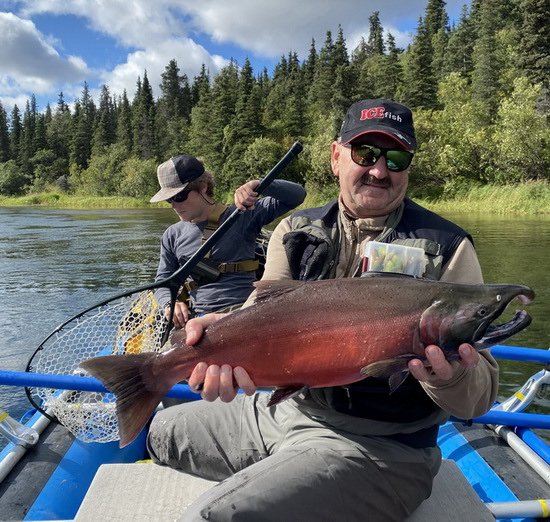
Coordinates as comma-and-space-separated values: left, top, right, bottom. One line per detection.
151, 154, 306, 327
147, 100, 498, 521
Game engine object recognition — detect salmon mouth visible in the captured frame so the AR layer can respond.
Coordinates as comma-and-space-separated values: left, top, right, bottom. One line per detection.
473, 287, 535, 350
474, 309, 532, 349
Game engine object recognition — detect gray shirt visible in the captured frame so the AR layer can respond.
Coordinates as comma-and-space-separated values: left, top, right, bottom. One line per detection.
155, 180, 306, 314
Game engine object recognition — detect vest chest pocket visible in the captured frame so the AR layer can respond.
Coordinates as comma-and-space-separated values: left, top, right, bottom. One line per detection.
391, 238, 443, 280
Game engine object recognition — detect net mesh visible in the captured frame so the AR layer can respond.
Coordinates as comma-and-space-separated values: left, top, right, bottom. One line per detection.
27, 291, 169, 443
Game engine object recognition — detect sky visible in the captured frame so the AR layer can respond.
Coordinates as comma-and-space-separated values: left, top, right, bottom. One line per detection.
0, 0, 470, 114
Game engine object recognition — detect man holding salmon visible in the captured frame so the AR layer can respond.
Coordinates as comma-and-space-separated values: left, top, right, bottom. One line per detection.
146, 99, 500, 521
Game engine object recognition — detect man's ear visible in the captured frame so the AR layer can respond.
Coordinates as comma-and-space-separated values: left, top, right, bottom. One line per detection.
331, 141, 340, 178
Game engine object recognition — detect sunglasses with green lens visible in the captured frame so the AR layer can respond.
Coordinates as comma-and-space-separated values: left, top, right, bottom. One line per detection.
344, 143, 414, 172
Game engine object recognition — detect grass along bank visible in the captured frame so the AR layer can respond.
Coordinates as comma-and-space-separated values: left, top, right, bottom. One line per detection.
416, 181, 550, 215
0, 181, 548, 214
302, 180, 550, 215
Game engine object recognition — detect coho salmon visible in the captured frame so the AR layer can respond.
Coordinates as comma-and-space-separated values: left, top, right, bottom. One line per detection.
81, 274, 535, 447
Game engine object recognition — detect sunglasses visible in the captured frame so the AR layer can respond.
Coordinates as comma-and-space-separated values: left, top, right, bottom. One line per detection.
167, 189, 192, 203
344, 143, 414, 172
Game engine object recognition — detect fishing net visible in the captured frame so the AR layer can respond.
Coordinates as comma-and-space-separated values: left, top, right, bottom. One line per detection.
26, 291, 169, 443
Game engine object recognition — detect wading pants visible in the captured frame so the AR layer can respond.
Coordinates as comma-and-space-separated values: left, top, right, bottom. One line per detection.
147, 393, 441, 522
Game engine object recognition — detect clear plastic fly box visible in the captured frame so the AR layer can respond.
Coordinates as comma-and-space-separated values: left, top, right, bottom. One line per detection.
362, 241, 427, 277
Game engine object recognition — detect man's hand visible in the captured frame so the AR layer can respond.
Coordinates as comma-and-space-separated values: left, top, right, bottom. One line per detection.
185, 314, 257, 402
164, 301, 190, 329
234, 180, 260, 210
408, 343, 479, 383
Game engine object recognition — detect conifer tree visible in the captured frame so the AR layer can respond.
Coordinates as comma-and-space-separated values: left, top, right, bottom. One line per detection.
9, 105, 22, 161
205, 60, 239, 174
191, 65, 210, 106
333, 26, 350, 67
187, 80, 214, 162
157, 59, 191, 157
367, 12, 385, 56
471, 0, 501, 122
133, 71, 157, 160
18, 98, 37, 174
116, 90, 133, 154
424, 0, 448, 38
33, 113, 48, 152
444, 5, 476, 77
517, 0, 549, 92
284, 52, 307, 137
302, 39, 317, 87
308, 30, 335, 113
92, 84, 116, 155
222, 58, 263, 188
400, 18, 436, 108
0, 102, 9, 162
47, 92, 72, 164
383, 33, 402, 99
71, 82, 95, 169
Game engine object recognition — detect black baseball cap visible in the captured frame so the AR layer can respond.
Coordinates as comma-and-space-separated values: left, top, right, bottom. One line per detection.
338, 99, 417, 151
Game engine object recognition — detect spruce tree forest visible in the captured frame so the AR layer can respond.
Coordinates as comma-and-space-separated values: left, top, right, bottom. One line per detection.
0, 0, 548, 203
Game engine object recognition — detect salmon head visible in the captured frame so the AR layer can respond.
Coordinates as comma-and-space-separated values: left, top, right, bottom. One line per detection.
417, 282, 535, 352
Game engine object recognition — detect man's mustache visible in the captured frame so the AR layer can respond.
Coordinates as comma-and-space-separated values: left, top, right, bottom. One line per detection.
360, 174, 391, 188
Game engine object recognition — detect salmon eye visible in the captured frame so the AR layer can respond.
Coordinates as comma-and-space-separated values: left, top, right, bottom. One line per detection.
496, 294, 502, 302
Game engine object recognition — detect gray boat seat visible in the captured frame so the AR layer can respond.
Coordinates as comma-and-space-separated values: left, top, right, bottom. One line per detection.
74, 459, 494, 521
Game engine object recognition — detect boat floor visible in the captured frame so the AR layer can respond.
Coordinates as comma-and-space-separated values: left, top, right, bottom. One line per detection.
0, 422, 74, 521
453, 422, 549, 500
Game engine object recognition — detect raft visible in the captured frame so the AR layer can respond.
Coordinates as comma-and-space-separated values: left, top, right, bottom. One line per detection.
0, 344, 548, 521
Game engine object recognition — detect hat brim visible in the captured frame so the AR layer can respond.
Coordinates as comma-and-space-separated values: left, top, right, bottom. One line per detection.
341, 128, 416, 151
149, 183, 190, 203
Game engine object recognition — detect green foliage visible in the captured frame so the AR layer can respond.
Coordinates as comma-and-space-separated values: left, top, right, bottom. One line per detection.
29, 148, 58, 191
0, 160, 27, 195
241, 137, 305, 187
118, 157, 158, 197
489, 78, 550, 182
411, 74, 493, 187
302, 115, 337, 193
71, 144, 129, 196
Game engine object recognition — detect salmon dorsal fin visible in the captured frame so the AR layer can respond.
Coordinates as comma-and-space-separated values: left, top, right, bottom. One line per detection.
253, 280, 305, 303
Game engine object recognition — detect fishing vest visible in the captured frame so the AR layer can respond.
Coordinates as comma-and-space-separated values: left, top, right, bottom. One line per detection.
282, 197, 472, 423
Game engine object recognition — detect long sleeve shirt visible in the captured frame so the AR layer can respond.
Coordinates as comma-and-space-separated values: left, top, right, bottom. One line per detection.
155, 180, 306, 314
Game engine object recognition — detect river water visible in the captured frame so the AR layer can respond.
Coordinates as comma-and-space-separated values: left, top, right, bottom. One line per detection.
0, 206, 548, 425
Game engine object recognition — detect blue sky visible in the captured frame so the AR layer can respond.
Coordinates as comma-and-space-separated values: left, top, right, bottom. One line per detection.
0, 1, 470, 113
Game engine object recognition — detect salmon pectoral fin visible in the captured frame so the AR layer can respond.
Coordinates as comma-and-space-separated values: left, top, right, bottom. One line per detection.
267, 385, 307, 406
360, 354, 421, 393
80, 353, 171, 448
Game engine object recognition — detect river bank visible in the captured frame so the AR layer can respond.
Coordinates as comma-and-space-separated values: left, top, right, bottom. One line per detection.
1, 181, 549, 214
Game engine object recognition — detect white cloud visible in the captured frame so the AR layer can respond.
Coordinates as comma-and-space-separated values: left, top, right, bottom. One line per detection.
100, 39, 228, 101
1, 0, 469, 111
0, 12, 90, 84
17, 0, 467, 58
176, 0, 465, 57
0, 11, 89, 109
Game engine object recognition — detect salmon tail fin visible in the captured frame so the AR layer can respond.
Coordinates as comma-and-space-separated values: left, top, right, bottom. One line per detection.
80, 354, 171, 448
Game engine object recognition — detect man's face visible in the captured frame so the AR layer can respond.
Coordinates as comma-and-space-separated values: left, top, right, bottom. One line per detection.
331, 134, 411, 218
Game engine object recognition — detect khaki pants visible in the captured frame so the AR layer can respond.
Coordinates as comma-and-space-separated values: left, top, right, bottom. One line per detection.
147, 393, 441, 522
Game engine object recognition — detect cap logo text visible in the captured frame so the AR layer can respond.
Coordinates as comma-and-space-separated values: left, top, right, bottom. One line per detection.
360, 107, 402, 122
